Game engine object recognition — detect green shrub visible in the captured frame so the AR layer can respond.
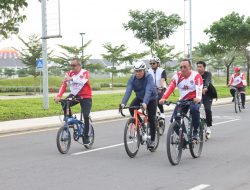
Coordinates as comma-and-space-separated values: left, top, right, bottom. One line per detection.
92, 83, 101, 90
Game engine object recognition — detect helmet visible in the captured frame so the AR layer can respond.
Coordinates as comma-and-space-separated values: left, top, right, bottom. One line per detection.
234, 67, 240, 72
133, 60, 146, 70
149, 56, 160, 64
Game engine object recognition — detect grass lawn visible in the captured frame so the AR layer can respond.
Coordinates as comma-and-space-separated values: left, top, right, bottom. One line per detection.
1, 86, 249, 121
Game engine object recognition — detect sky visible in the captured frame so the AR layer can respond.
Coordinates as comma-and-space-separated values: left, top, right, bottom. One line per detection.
1, 0, 250, 59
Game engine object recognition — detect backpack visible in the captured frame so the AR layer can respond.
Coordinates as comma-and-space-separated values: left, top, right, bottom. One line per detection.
207, 83, 218, 100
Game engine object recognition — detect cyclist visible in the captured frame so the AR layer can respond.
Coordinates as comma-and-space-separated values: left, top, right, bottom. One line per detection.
148, 56, 167, 119
196, 61, 213, 137
120, 60, 158, 148
54, 57, 92, 145
228, 67, 247, 109
159, 59, 203, 139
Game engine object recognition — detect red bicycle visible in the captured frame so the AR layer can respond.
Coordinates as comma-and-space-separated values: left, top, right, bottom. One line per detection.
119, 105, 160, 158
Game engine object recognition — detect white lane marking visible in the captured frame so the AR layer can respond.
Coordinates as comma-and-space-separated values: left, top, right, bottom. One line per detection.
71, 143, 125, 156
71, 118, 240, 156
189, 184, 210, 190
213, 118, 240, 126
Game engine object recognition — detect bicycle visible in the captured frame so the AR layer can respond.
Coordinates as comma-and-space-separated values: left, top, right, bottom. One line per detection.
119, 105, 160, 158
157, 87, 166, 136
164, 100, 204, 165
156, 107, 165, 136
200, 104, 209, 140
56, 97, 95, 154
230, 86, 242, 113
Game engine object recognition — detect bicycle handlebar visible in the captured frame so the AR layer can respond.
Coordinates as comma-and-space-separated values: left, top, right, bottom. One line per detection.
59, 97, 82, 103
164, 100, 194, 106
119, 105, 146, 117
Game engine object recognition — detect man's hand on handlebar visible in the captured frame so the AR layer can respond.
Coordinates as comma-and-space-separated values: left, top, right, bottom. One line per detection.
54, 96, 61, 103
159, 98, 166, 105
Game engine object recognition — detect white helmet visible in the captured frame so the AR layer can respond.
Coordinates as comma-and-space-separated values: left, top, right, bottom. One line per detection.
133, 60, 146, 70
149, 56, 160, 64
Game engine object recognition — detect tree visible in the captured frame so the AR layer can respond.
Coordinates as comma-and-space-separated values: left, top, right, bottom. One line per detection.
52, 42, 91, 72
204, 12, 250, 85
17, 68, 29, 77
123, 9, 184, 54
18, 34, 43, 94
102, 42, 148, 89
84, 63, 104, 74
4, 68, 15, 77
0, 0, 28, 39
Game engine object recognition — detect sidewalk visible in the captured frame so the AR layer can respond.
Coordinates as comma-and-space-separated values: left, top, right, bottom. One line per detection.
0, 96, 249, 134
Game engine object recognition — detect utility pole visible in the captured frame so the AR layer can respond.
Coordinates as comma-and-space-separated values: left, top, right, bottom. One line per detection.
41, 0, 49, 109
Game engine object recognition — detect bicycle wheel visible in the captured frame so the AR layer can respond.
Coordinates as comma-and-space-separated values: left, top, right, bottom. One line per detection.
158, 118, 165, 136
166, 121, 183, 165
148, 124, 160, 152
237, 93, 242, 112
56, 126, 71, 154
189, 123, 203, 158
124, 118, 140, 158
201, 118, 209, 140
234, 92, 239, 113
83, 123, 95, 149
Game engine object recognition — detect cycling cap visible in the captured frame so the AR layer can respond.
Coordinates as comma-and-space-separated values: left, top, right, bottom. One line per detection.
234, 67, 240, 72
133, 60, 146, 70
149, 56, 160, 64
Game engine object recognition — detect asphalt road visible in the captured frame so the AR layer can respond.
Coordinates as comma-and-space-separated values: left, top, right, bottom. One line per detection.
0, 102, 249, 190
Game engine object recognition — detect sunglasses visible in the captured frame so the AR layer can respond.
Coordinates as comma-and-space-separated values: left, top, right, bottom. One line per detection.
70, 64, 78, 67
150, 62, 156, 65
180, 65, 188, 69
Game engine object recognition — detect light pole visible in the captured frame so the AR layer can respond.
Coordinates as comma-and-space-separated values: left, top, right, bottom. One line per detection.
80, 32, 85, 67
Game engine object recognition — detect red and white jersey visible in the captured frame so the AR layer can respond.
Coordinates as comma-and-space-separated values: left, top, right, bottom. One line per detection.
228, 73, 246, 87
57, 69, 92, 98
162, 71, 203, 100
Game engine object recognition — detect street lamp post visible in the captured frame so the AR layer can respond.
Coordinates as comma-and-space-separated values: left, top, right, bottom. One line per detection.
79, 32, 85, 67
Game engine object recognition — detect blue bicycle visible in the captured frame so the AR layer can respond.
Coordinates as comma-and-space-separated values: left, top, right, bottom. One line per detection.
56, 97, 95, 154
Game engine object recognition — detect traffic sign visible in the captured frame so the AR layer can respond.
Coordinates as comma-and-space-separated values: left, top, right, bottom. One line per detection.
36, 59, 43, 68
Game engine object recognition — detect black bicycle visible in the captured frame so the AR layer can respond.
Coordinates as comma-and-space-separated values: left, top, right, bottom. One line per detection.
231, 86, 242, 113
56, 97, 95, 154
164, 100, 204, 165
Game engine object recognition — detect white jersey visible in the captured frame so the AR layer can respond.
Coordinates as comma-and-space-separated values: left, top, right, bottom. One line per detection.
66, 69, 88, 95
148, 68, 166, 88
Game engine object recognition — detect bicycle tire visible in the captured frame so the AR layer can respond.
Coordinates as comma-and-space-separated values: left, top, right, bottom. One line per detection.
189, 122, 203, 158
158, 118, 165, 136
83, 124, 95, 149
149, 125, 160, 152
166, 121, 183, 165
56, 126, 71, 154
234, 92, 240, 113
237, 92, 242, 112
124, 118, 140, 158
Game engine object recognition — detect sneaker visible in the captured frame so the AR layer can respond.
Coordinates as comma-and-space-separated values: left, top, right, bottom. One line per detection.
83, 136, 90, 145
148, 140, 155, 149
192, 131, 199, 140
160, 113, 165, 119
242, 105, 245, 109
232, 98, 235, 102
206, 126, 211, 135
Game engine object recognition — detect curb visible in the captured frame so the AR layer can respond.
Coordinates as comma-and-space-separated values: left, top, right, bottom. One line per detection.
0, 96, 249, 135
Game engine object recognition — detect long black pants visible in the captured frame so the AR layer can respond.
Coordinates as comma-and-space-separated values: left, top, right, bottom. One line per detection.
202, 96, 213, 127
129, 98, 157, 141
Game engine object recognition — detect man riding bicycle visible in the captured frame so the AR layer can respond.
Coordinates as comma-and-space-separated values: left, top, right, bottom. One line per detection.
148, 56, 167, 119
159, 59, 203, 139
228, 67, 247, 109
120, 60, 158, 148
54, 57, 92, 145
